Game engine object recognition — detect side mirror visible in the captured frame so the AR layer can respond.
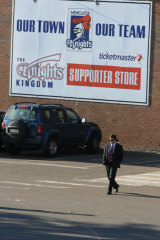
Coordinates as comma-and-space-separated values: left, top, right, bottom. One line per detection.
81, 118, 86, 123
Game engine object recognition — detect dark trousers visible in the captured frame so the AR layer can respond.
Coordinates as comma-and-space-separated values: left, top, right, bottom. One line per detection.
105, 165, 119, 193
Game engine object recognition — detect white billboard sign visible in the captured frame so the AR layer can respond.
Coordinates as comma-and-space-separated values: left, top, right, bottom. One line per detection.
10, 0, 152, 105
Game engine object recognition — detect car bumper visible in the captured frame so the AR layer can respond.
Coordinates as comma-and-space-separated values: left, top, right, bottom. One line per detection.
1, 134, 42, 146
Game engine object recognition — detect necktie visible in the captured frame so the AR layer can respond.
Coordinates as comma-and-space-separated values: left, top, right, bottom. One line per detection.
108, 145, 113, 162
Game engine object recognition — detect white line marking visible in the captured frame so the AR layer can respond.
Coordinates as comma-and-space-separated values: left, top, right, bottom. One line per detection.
116, 178, 160, 184
118, 183, 143, 186
75, 178, 143, 186
75, 170, 160, 187
83, 225, 102, 240
0, 160, 88, 169
0, 186, 30, 190
75, 178, 107, 183
38, 180, 106, 188
0, 181, 69, 189
117, 176, 160, 180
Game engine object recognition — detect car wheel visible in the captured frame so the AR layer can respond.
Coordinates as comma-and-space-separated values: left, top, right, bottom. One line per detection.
87, 134, 100, 153
45, 137, 59, 157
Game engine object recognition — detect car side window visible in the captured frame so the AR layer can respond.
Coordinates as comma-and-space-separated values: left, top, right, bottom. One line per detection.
53, 109, 65, 124
5, 107, 18, 120
66, 109, 80, 124
28, 110, 38, 121
43, 109, 52, 123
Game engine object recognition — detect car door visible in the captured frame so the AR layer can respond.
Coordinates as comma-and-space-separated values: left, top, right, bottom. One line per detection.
65, 109, 87, 145
52, 108, 73, 146
42, 108, 53, 135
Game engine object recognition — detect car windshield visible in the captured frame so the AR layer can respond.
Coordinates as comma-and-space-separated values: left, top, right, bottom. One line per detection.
5, 107, 38, 122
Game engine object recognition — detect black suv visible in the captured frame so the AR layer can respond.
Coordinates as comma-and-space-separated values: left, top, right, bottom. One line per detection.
1, 102, 102, 156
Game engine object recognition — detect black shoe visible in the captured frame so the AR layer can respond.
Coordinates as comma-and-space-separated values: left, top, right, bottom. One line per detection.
107, 192, 112, 195
115, 186, 119, 193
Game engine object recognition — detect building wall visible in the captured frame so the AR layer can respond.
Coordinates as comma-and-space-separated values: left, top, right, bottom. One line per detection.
0, 0, 160, 151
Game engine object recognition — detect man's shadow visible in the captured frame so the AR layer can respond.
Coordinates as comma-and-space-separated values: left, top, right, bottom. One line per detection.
117, 192, 160, 199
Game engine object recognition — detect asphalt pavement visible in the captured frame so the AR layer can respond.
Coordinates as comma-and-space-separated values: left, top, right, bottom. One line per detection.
0, 148, 160, 240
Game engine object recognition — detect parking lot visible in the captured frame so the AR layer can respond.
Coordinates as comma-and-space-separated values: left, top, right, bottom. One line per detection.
0, 149, 160, 240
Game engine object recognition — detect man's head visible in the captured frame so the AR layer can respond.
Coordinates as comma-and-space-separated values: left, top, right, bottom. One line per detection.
109, 134, 118, 143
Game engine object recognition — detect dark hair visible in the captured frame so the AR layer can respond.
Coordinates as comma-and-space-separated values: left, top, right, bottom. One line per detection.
110, 134, 119, 142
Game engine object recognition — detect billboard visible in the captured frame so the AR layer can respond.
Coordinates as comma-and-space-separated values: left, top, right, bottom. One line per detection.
10, 0, 152, 105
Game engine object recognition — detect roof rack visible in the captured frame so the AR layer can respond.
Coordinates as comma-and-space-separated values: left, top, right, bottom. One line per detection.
14, 103, 64, 108
39, 104, 63, 107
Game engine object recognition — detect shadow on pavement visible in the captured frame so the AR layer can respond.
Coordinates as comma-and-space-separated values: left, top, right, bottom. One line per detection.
0, 146, 102, 162
117, 192, 160, 199
0, 208, 159, 240
122, 151, 160, 167
0, 147, 160, 167
0, 207, 94, 216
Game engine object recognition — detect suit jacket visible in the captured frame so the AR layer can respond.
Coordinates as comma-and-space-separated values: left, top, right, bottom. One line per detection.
103, 142, 123, 168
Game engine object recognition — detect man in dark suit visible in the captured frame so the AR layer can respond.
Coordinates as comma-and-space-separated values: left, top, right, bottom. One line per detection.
103, 134, 123, 195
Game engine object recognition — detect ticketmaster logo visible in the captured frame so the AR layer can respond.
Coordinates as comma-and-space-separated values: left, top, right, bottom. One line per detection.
99, 52, 142, 62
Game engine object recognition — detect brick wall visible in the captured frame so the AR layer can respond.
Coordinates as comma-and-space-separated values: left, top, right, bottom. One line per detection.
0, 0, 160, 151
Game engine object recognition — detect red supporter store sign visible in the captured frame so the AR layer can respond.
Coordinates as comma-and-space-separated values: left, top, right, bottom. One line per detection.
67, 64, 141, 90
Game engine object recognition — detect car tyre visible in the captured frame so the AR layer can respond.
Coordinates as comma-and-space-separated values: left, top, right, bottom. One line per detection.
87, 134, 100, 154
44, 137, 59, 157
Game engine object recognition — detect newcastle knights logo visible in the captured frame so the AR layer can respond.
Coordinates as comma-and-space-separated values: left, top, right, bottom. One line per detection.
66, 9, 93, 51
